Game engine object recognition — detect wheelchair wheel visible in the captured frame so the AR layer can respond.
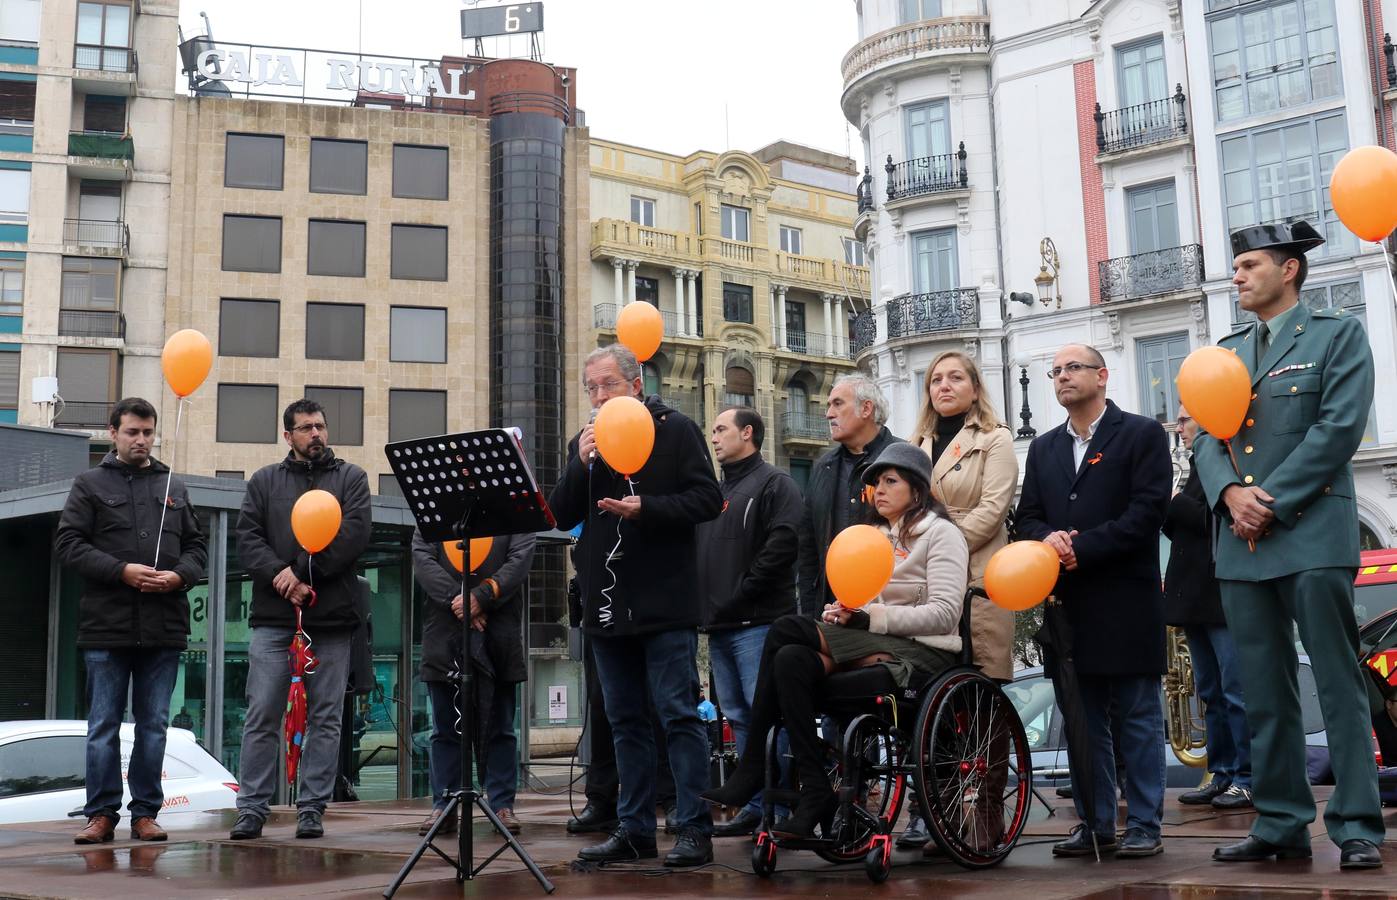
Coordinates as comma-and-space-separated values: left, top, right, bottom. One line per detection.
912, 668, 1032, 869
864, 840, 892, 883
752, 832, 777, 878
814, 713, 907, 864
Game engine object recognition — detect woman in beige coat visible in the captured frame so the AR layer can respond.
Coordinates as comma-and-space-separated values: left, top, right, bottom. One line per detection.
913, 350, 1019, 682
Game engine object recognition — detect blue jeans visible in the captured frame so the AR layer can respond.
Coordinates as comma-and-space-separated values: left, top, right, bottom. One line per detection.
1071, 673, 1166, 839
426, 679, 519, 811
83, 647, 181, 821
590, 628, 713, 837
709, 625, 775, 818
1184, 624, 1251, 790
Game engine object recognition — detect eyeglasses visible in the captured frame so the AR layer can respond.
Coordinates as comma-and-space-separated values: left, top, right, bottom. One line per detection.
291, 423, 328, 434
584, 379, 629, 397
1047, 362, 1103, 379
1177, 416, 1193, 427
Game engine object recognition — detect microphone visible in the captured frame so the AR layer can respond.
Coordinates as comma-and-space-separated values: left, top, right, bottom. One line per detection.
587, 407, 598, 467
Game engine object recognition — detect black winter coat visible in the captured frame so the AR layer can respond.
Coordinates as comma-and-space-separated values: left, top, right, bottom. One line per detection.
413, 529, 536, 684
235, 449, 372, 632
1162, 462, 1224, 626
796, 426, 904, 616
1015, 401, 1171, 676
55, 452, 208, 649
548, 395, 722, 637
697, 454, 804, 630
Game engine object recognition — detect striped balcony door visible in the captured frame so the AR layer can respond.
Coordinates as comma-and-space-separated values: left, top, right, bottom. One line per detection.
1126, 181, 1179, 254
905, 101, 951, 187
1117, 38, 1168, 141
912, 228, 957, 294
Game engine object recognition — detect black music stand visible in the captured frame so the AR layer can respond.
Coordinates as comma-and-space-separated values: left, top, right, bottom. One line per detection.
383, 428, 556, 896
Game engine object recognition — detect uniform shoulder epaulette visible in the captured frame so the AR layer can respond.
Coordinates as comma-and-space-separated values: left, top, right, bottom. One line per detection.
1309, 307, 1342, 319
1220, 323, 1251, 342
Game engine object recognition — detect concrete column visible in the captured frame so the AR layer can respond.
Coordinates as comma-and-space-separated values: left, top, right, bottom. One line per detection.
672, 269, 687, 336
822, 293, 833, 356
777, 286, 789, 352
686, 271, 699, 336
833, 297, 845, 356
612, 259, 624, 308
626, 260, 638, 305
768, 285, 778, 348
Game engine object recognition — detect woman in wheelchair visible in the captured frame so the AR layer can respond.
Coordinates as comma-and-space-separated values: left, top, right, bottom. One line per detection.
702, 442, 969, 839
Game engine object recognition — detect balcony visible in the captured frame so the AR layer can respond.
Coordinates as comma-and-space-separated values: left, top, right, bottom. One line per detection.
782, 330, 852, 360
63, 218, 128, 256
74, 44, 136, 73
593, 303, 702, 339
841, 16, 991, 92
1095, 86, 1189, 156
886, 288, 979, 340
55, 400, 115, 429
707, 237, 757, 265
67, 131, 134, 180
590, 219, 700, 264
1097, 244, 1203, 304
884, 146, 968, 202
781, 411, 832, 446
851, 309, 876, 356
59, 309, 125, 339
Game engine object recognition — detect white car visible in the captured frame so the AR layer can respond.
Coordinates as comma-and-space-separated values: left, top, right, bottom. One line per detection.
0, 720, 238, 825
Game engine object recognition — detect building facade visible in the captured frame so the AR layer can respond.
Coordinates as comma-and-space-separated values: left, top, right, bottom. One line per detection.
844, 0, 1397, 548
587, 138, 868, 485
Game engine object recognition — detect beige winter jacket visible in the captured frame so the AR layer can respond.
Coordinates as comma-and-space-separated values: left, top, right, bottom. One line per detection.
864, 513, 969, 657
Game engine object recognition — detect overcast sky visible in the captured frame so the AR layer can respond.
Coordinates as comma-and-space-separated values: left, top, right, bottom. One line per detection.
177, 0, 864, 166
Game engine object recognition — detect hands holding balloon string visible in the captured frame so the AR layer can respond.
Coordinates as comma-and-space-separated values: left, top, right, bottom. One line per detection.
1221, 484, 1275, 542
121, 564, 183, 593
1043, 529, 1080, 571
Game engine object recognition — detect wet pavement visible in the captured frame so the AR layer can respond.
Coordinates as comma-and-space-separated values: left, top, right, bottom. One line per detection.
0, 788, 1392, 899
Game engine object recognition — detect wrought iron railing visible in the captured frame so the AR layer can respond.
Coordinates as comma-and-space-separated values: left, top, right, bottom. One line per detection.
781, 412, 831, 442
1094, 85, 1188, 154
851, 309, 876, 355
63, 218, 128, 252
886, 288, 979, 338
74, 44, 137, 74
593, 303, 700, 337
1097, 244, 1203, 303
885, 145, 968, 201
857, 166, 874, 214
55, 400, 116, 429
59, 309, 125, 339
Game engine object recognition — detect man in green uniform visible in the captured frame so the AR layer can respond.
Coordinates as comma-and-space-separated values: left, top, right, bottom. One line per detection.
1194, 220, 1384, 870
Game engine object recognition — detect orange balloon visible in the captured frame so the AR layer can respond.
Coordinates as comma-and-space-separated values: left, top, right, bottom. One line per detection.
593, 395, 655, 476
161, 329, 213, 398
825, 524, 894, 609
1176, 346, 1251, 440
983, 541, 1059, 612
291, 489, 342, 554
1330, 145, 1397, 242
443, 536, 495, 573
615, 303, 663, 362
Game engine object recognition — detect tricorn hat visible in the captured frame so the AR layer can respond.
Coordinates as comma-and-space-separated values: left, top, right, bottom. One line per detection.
1229, 219, 1325, 257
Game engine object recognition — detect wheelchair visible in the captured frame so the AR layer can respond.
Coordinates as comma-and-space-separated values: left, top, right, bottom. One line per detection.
747, 591, 1033, 882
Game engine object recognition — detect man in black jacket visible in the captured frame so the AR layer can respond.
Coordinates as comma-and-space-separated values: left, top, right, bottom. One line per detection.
698, 406, 803, 837
411, 528, 536, 836
549, 344, 722, 866
229, 399, 372, 841
56, 398, 208, 845
796, 374, 902, 616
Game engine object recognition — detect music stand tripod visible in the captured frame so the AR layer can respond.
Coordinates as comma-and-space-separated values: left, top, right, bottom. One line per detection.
383, 428, 556, 896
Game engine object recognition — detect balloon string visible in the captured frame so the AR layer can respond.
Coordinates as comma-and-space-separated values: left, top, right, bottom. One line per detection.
152, 397, 185, 567
1224, 439, 1256, 553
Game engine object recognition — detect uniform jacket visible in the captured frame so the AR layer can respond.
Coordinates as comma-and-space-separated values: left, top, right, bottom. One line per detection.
915, 423, 1018, 680
1194, 304, 1373, 580
548, 395, 722, 637
697, 453, 804, 631
235, 449, 372, 632
55, 452, 208, 649
864, 514, 969, 656
412, 530, 536, 684
796, 426, 904, 616
1162, 462, 1224, 626
1016, 400, 1172, 675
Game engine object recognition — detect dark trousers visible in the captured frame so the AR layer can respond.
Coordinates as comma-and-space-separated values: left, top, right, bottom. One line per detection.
425, 679, 519, 812
583, 635, 675, 811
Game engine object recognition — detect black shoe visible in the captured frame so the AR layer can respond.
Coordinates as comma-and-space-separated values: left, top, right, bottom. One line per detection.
567, 803, 619, 835
295, 809, 323, 839
701, 769, 763, 811
770, 791, 837, 840
895, 814, 931, 849
713, 808, 761, 838
1212, 834, 1311, 862
1178, 779, 1229, 805
662, 805, 680, 835
229, 813, 263, 840
1055, 784, 1073, 799
664, 826, 713, 867
577, 827, 658, 863
1339, 839, 1382, 870
1116, 826, 1163, 858
1052, 824, 1116, 858
1211, 785, 1254, 810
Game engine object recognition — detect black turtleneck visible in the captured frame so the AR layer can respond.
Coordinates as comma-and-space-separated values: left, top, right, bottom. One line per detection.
929, 412, 967, 467
720, 450, 763, 482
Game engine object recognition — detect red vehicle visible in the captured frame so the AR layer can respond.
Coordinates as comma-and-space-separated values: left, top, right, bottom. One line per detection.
1355, 549, 1397, 804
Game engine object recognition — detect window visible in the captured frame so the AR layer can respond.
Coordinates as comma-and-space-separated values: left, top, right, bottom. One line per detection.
214, 470, 244, 481
785, 300, 807, 352
81, 94, 124, 132
724, 366, 755, 408
0, 0, 41, 44
900, 0, 941, 23
224, 133, 284, 190
74, 2, 130, 70
723, 282, 753, 323
1136, 332, 1190, 424
221, 215, 282, 273
307, 220, 366, 277
0, 348, 16, 411
843, 237, 866, 266
0, 257, 21, 315
786, 382, 809, 416
55, 347, 115, 408
635, 276, 658, 305
905, 100, 951, 159
392, 144, 448, 200
218, 298, 279, 358
0, 736, 86, 797
379, 474, 403, 497
642, 361, 661, 396
0, 169, 29, 224
305, 303, 364, 361
60, 257, 119, 309
1117, 38, 1167, 108
216, 384, 279, 443
390, 224, 447, 281
788, 458, 812, 494
1219, 111, 1351, 260
1232, 277, 1363, 322
0, 80, 34, 125
1208, 0, 1340, 122
630, 197, 655, 227
694, 201, 703, 235
389, 306, 447, 363
389, 389, 447, 441
911, 228, 958, 293
304, 386, 364, 446
1125, 181, 1180, 254
779, 226, 803, 255
309, 138, 367, 195
720, 204, 750, 242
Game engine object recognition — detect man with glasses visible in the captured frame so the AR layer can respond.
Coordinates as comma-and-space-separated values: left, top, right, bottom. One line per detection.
1016, 344, 1172, 859
229, 399, 372, 841
549, 345, 722, 866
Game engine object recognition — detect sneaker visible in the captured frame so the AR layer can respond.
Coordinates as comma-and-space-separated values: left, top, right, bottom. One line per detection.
1115, 826, 1163, 858
664, 826, 713, 867
295, 809, 324, 839
229, 812, 264, 840
1178, 779, 1228, 806
1211, 784, 1254, 810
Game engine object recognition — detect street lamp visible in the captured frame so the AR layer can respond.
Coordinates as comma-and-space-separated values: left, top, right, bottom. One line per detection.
1013, 352, 1037, 439
1034, 237, 1062, 308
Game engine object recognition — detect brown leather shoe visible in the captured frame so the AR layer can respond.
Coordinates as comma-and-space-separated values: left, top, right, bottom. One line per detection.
418, 809, 457, 836
495, 808, 521, 835
130, 816, 167, 842
74, 814, 117, 845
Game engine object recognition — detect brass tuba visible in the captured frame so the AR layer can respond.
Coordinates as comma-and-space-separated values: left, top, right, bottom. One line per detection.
1163, 627, 1209, 768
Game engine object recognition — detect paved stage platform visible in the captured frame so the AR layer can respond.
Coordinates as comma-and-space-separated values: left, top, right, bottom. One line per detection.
0, 787, 1392, 899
